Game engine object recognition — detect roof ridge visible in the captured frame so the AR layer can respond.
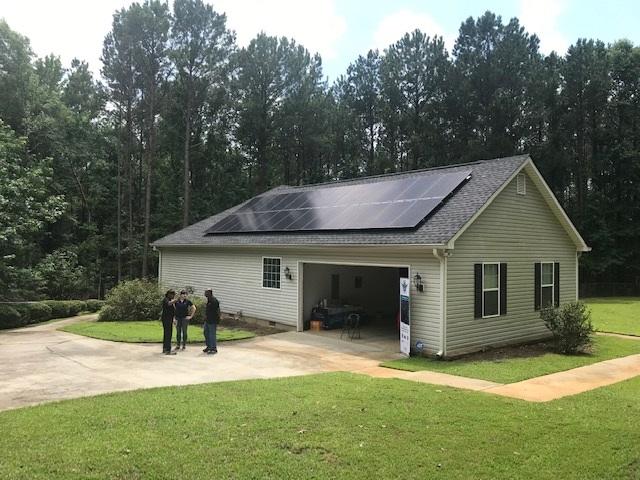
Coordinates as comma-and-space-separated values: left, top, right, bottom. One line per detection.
277, 154, 529, 190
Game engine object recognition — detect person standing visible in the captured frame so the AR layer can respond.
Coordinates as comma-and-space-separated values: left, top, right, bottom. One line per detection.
161, 290, 177, 355
203, 289, 220, 354
174, 290, 196, 351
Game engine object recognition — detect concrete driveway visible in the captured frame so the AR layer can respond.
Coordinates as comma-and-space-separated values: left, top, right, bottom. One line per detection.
0, 316, 401, 412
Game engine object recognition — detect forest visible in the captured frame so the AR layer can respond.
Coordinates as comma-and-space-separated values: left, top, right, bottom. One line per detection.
1, 0, 639, 300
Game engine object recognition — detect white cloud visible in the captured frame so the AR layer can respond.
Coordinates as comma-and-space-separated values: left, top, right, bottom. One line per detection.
213, 0, 347, 59
519, 0, 569, 54
372, 9, 454, 53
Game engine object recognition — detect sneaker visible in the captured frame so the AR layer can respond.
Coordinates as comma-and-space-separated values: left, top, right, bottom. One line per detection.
164, 351, 176, 356
173, 346, 180, 352
202, 347, 210, 353
181, 345, 186, 351
207, 350, 216, 355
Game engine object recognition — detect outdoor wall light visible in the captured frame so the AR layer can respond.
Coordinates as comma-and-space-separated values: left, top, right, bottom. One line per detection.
284, 266, 293, 280
414, 273, 424, 292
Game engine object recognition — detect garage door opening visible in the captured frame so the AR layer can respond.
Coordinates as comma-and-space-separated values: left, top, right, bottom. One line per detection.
301, 263, 408, 351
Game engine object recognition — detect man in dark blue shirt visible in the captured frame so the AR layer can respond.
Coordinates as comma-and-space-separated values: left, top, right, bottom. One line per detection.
161, 290, 177, 355
174, 290, 196, 351
203, 289, 220, 354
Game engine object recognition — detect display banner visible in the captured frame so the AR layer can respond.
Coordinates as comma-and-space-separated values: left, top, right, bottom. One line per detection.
399, 277, 410, 356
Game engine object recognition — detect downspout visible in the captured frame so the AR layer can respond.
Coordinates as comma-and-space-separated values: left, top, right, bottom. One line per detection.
433, 248, 448, 358
576, 251, 582, 301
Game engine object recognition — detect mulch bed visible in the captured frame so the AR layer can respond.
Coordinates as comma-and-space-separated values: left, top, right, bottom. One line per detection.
451, 340, 593, 362
218, 315, 285, 337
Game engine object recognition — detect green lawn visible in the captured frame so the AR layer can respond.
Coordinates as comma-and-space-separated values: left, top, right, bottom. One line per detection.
585, 297, 640, 336
60, 320, 255, 344
381, 335, 640, 383
0, 373, 639, 479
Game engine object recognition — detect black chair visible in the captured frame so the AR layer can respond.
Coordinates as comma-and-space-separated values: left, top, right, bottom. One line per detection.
347, 313, 361, 340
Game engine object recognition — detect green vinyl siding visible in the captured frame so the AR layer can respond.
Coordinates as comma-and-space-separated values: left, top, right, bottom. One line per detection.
446, 168, 578, 357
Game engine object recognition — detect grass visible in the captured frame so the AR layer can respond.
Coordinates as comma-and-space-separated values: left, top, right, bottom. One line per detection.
585, 297, 640, 336
380, 335, 640, 383
59, 320, 255, 344
0, 373, 639, 479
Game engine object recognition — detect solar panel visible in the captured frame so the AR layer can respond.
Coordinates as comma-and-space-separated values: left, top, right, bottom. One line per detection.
205, 169, 471, 234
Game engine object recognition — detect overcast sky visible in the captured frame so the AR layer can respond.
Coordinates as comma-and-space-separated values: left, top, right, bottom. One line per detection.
2, 0, 639, 81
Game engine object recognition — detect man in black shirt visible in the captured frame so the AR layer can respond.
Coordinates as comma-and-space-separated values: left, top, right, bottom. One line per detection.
161, 290, 177, 355
203, 289, 220, 354
174, 290, 196, 351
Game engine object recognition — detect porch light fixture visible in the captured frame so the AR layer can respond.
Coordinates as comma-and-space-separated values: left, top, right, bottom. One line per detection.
284, 266, 292, 280
414, 273, 424, 292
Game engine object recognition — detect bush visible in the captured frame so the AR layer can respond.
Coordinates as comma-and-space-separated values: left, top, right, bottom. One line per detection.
85, 299, 105, 312
541, 302, 594, 354
44, 300, 71, 319
67, 300, 87, 316
99, 279, 162, 322
0, 305, 23, 329
189, 297, 207, 324
25, 303, 52, 323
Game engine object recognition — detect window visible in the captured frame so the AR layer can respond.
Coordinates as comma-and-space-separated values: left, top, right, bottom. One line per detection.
482, 263, 500, 317
517, 173, 526, 195
475, 263, 507, 319
262, 257, 281, 289
541, 262, 554, 308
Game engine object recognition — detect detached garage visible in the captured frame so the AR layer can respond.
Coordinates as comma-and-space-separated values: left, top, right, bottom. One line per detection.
153, 155, 590, 358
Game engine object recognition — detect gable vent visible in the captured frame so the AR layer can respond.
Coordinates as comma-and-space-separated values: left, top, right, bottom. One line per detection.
517, 173, 526, 195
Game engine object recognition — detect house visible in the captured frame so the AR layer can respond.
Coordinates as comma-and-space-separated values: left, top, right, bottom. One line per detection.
152, 155, 590, 357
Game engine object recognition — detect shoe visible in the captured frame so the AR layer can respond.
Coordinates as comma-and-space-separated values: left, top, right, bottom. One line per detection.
164, 351, 176, 355
203, 347, 210, 353
173, 346, 180, 352
181, 345, 186, 351
207, 350, 216, 355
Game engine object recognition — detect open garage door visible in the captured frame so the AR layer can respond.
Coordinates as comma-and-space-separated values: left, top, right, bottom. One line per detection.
301, 262, 408, 352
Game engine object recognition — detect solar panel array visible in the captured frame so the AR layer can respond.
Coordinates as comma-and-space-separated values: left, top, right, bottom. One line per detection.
205, 169, 472, 234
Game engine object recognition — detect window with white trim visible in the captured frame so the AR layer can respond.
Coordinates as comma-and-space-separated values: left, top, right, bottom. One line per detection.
483, 263, 500, 317
262, 257, 281, 289
541, 262, 554, 308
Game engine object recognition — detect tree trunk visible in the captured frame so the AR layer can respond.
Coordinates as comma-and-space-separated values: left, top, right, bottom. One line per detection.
117, 110, 122, 283
142, 88, 156, 279
126, 99, 134, 279
182, 90, 192, 227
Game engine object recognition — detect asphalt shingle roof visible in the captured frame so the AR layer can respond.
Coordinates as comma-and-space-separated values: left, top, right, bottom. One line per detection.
152, 154, 530, 247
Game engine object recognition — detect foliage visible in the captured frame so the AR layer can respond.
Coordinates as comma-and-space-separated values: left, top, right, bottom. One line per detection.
541, 302, 594, 354
0, 305, 22, 329
60, 320, 255, 343
188, 296, 206, 324
85, 299, 105, 312
98, 279, 162, 321
1, 8, 640, 299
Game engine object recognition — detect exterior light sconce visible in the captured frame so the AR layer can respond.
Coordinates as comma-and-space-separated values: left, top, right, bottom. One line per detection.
284, 266, 293, 280
414, 273, 424, 292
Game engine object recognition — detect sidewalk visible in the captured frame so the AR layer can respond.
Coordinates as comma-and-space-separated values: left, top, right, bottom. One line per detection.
372, 353, 640, 402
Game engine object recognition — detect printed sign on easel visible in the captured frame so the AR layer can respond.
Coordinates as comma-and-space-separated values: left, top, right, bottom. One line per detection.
399, 277, 410, 356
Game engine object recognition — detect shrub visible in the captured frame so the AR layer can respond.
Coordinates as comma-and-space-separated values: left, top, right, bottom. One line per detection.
0, 305, 23, 329
44, 300, 71, 319
541, 302, 594, 354
25, 303, 52, 323
85, 299, 105, 312
189, 297, 207, 324
67, 300, 87, 316
99, 279, 162, 322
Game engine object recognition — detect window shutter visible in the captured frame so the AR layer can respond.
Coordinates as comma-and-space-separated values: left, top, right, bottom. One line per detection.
500, 263, 507, 315
554, 262, 560, 307
534, 263, 541, 311
474, 264, 482, 318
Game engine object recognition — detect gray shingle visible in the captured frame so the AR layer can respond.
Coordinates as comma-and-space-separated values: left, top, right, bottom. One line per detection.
152, 154, 529, 247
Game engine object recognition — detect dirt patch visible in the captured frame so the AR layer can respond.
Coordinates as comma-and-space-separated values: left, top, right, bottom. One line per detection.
218, 315, 285, 337
449, 340, 593, 363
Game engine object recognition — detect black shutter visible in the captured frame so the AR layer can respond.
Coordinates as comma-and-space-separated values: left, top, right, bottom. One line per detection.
534, 263, 541, 311
474, 264, 482, 318
500, 263, 507, 315
554, 262, 560, 307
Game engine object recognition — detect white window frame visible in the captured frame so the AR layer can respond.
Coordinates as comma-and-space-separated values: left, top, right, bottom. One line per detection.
540, 261, 555, 308
482, 262, 500, 318
261, 256, 282, 290
517, 173, 526, 195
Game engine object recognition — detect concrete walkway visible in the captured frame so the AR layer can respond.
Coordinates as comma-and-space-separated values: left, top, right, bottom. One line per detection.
2, 316, 640, 410
0, 315, 402, 412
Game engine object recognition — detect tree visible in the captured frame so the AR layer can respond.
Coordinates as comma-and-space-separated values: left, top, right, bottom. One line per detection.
170, 0, 234, 227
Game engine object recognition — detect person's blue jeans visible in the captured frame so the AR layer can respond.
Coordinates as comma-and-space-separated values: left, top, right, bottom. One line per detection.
204, 322, 217, 351
175, 317, 189, 346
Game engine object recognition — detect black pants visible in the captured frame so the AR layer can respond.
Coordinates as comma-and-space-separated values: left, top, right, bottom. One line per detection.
175, 317, 189, 345
162, 317, 173, 352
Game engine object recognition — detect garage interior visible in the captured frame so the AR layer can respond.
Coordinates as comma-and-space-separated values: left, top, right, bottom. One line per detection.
302, 263, 407, 351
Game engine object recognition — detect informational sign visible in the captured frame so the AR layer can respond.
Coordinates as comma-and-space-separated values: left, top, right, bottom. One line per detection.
399, 277, 410, 356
